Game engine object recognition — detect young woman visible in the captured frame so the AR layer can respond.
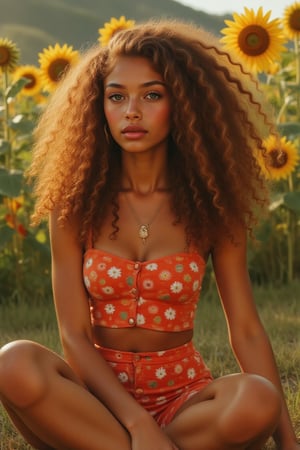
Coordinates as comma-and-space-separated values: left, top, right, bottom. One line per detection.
0, 19, 299, 450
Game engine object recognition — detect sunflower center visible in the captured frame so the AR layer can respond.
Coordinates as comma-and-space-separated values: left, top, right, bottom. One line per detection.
238, 25, 270, 56
23, 73, 36, 89
48, 58, 69, 82
267, 149, 288, 169
289, 9, 300, 32
0, 46, 10, 65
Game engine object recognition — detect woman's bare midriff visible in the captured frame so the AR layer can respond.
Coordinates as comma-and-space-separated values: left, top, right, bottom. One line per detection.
93, 326, 194, 352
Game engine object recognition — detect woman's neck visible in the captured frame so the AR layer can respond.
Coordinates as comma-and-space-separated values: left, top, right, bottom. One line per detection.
120, 153, 170, 195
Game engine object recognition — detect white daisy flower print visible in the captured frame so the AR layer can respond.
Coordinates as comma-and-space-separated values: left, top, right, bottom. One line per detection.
145, 263, 158, 271
137, 314, 146, 325
148, 305, 159, 314
104, 304, 115, 314
97, 262, 106, 271
143, 279, 154, 290
89, 271, 97, 281
102, 286, 114, 295
170, 281, 183, 293
174, 364, 183, 374
107, 266, 122, 279
164, 308, 176, 320
156, 367, 167, 379
193, 280, 200, 291
189, 261, 199, 272
85, 258, 93, 268
138, 297, 146, 305
187, 368, 196, 379
118, 372, 129, 383
156, 396, 167, 405
84, 276, 91, 288
159, 270, 171, 281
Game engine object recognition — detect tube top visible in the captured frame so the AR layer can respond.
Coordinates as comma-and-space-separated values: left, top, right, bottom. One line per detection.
83, 249, 206, 332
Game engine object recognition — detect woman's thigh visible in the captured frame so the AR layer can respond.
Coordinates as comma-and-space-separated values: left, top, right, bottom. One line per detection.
165, 373, 281, 450
0, 340, 132, 450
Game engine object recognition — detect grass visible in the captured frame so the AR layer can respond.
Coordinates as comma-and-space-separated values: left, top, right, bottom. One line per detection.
0, 282, 299, 449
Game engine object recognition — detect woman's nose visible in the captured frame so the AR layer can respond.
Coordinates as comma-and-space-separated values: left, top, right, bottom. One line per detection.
125, 99, 142, 119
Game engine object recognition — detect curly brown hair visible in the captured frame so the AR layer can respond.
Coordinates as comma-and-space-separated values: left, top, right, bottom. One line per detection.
27, 18, 274, 249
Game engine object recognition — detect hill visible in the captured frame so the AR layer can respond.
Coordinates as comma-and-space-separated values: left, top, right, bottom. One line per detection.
0, 0, 230, 64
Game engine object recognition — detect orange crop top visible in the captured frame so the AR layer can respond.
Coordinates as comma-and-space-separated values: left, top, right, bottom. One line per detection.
83, 249, 206, 332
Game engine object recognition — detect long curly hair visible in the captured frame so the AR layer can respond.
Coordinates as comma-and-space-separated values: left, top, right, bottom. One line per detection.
27, 18, 274, 249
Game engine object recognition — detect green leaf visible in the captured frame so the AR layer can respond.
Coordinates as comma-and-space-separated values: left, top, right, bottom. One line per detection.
283, 192, 300, 212
269, 191, 300, 212
278, 122, 300, 138
5, 78, 28, 99
9, 114, 35, 134
269, 193, 284, 211
0, 170, 23, 197
0, 140, 11, 155
0, 225, 15, 249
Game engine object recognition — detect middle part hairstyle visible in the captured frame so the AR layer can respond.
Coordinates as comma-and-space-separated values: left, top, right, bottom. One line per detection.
28, 18, 273, 249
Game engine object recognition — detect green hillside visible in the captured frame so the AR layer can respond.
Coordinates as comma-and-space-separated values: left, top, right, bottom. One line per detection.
0, 0, 230, 64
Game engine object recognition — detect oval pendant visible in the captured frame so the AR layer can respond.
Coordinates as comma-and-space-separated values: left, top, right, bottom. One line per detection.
139, 224, 149, 243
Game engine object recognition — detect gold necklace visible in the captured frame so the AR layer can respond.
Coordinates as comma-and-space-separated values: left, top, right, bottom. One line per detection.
125, 194, 165, 244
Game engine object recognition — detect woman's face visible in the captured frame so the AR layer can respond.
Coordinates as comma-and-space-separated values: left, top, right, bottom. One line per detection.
103, 56, 171, 155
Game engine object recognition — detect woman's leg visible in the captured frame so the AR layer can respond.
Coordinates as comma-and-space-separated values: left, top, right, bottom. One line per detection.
0, 340, 131, 450
165, 373, 282, 450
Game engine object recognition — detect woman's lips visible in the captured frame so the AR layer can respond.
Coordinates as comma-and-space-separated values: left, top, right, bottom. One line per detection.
122, 126, 147, 139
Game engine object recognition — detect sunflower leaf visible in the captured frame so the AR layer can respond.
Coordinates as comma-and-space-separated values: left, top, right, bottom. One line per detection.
9, 115, 35, 134
0, 170, 23, 197
277, 122, 300, 138
0, 140, 11, 155
5, 78, 28, 100
270, 192, 300, 212
269, 194, 284, 211
283, 192, 300, 212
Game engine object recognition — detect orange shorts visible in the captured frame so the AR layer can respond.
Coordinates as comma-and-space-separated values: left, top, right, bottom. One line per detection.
95, 341, 213, 427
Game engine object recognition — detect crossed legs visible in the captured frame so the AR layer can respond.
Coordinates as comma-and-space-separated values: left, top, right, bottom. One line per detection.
0, 340, 281, 450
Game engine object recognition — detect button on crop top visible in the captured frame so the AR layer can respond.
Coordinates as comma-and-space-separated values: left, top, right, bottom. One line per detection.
83, 248, 206, 332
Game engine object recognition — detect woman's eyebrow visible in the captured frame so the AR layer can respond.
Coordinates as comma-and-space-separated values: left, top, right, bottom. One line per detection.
105, 80, 166, 89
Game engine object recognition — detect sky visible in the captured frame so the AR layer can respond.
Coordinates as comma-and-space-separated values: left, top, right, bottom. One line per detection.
175, 0, 291, 19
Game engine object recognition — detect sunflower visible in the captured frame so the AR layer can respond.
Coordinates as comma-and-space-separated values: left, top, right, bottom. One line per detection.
38, 43, 79, 92
282, 2, 300, 40
260, 135, 299, 180
221, 7, 286, 73
266, 61, 281, 76
98, 16, 135, 46
13, 65, 42, 96
0, 38, 20, 72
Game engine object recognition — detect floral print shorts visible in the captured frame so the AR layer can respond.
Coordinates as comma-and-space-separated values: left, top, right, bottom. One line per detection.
95, 341, 213, 427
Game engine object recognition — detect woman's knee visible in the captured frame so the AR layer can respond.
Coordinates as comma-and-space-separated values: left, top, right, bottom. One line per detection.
0, 340, 50, 408
218, 373, 281, 444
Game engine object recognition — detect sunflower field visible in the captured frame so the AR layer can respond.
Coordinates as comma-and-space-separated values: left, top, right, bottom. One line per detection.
1, 6, 300, 303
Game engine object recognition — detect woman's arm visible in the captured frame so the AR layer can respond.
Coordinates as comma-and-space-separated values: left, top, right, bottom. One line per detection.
211, 225, 299, 450
49, 211, 176, 449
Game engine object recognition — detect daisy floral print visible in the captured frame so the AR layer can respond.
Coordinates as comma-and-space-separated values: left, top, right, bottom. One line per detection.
83, 249, 206, 331
96, 341, 213, 428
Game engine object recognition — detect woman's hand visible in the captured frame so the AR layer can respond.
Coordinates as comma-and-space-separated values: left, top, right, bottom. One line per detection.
128, 411, 179, 450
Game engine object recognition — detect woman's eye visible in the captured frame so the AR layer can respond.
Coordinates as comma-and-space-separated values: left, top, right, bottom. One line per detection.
108, 94, 123, 102
146, 92, 161, 100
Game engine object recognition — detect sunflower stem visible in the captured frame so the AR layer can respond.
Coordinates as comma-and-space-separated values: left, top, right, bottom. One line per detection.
286, 209, 296, 283
295, 37, 300, 118
2, 68, 11, 169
